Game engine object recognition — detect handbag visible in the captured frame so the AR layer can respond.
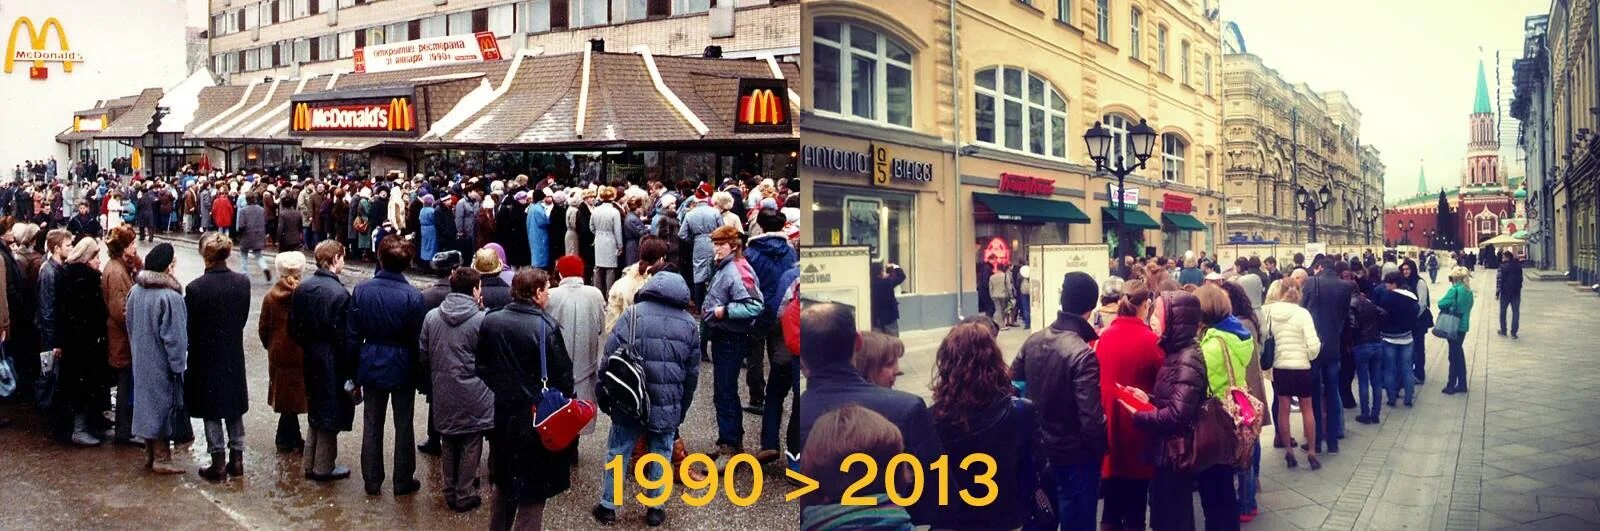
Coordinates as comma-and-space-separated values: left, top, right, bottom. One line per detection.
1432, 309, 1462, 341
1209, 337, 1265, 468
1260, 312, 1277, 370
1164, 397, 1236, 474
531, 319, 597, 452
168, 373, 194, 441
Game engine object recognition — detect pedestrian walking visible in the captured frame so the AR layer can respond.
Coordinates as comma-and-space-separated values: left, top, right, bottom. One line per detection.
184, 233, 253, 481
420, 267, 493, 513
259, 251, 309, 453
101, 226, 142, 447
1496, 251, 1523, 338
236, 194, 268, 281
1439, 267, 1476, 394
126, 243, 186, 474
349, 236, 426, 496
477, 268, 575, 531
987, 263, 1011, 325
930, 322, 1037, 531
291, 240, 357, 482
1262, 282, 1322, 469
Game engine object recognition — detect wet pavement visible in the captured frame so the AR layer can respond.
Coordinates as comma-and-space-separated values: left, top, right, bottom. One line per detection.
0, 237, 800, 530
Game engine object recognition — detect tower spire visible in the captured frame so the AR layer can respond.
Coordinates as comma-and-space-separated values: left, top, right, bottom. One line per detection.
1418, 160, 1427, 196
1473, 59, 1492, 114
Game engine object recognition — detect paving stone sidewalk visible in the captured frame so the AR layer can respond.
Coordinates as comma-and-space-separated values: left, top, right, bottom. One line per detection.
887, 270, 1600, 530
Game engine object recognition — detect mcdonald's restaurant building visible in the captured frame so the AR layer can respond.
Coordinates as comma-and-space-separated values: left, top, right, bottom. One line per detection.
184, 49, 799, 186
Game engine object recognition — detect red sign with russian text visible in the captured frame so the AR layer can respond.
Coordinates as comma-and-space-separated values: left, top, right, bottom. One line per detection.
999, 173, 1055, 196
1163, 193, 1193, 213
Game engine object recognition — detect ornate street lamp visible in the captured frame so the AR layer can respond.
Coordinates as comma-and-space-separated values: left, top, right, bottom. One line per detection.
1398, 219, 1416, 246
1085, 119, 1157, 257
1295, 183, 1334, 242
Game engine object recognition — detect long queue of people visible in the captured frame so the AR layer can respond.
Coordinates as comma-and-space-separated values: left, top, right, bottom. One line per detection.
796, 246, 1508, 531
0, 165, 803, 529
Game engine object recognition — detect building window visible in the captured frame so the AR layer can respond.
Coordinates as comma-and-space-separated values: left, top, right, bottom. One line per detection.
338, 31, 355, 57
974, 67, 1068, 159
1202, 53, 1212, 94
447, 11, 473, 35
575, 0, 608, 27
293, 0, 310, 18
521, 0, 552, 33
812, 19, 914, 127
1163, 133, 1186, 182
674, 0, 710, 15
1102, 113, 1139, 169
813, 185, 915, 284
246, 3, 261, 28
489, 4, 517, 35
1129, 7, 1141, 59
1180, 40, 1191, 84
420, 14, 447, 37
318, 35, 337, 60
1057, 0, 1069, 24
1096, 0, 1110, 43
1157, 25, 1167, 73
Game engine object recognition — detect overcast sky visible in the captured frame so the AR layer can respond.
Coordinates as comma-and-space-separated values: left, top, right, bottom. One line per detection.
1223, 0, 1549, 203
187, 0, 205, 27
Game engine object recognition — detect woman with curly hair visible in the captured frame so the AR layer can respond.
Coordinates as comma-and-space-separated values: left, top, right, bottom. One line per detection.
929, 321, 1034, 530
101, 225, 143, 446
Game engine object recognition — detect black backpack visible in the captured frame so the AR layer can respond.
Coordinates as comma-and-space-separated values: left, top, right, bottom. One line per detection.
598, 308, 650, 426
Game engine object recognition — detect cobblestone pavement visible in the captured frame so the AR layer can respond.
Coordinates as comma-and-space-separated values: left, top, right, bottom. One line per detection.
891, 269, 1600, 530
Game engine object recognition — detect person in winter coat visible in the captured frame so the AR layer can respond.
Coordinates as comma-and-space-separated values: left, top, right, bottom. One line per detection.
211, 191, 235, 238
472, 248, 514, 311
260, 251, 309, 453
1191, 285, 1250, 522
870, 261, 908, 336
744, 209, 801, 462
421, 267, 494, 513
1399, 259, 1432, 385
53, 236, 113, 446
101, 226, 142, 446
1262, 282, 1322, 469
496, 191, 530, 269
1300, 259, 1350, 453
546, 191, 567, 263
590, 188, 625, 294
291, 241, 357, 482
603, 237, 668, 336
1496, 251, 1523, 338
526, 191, 551, 269
703, 225, 766, 456
184, 233, 253, 481
622, 196, 648, 269
474, 197, 497, 254
126, 243, 187, 474
1010, 271, 1107, 530
66, 201, 102, 241
576, 192, 597, 281
1376, 271, 1421, 408
931, 322, 1036, 530
548, 254, 605, 435
277, 195, 304, 253
476, 268, 575, 530
1438, 267, 1476, 394
455, 190, 481, 258
8, 224, 43, 397
433, 194, 457, 261
349, 236, 427, 496
592, 267, 702, 527
679, 196, 722, 306
419, 195, 439, 263
1093, 279, 1162, 530
1348, 281, 1387, 424
236, 194, 268, 281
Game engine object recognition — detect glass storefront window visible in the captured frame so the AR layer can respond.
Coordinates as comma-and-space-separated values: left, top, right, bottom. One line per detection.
813, 184, 914, 291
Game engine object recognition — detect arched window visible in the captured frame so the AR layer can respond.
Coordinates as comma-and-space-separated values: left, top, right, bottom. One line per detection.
1162, 133, 1186, 182
813, 19, 914, 127
1102, 113, 1139, 167
975, 67, 1068, 158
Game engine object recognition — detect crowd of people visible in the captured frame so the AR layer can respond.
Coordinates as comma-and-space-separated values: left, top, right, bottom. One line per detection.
0, 164, 803, 530
802, 246, 1525, 531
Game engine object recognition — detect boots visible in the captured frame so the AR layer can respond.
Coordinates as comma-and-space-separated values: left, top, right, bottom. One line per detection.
70, 415, 102, 447
226, 449, 244, 477
200, 453, 227, 481
150, 440, 184, 475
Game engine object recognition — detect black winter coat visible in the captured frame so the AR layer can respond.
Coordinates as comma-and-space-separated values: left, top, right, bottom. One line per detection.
1497, 259, 1524, 300
871, 268, 906, 329
476, 301, 575, 503
1011, 312, 1107, 466
1132, 291, 1208, 462
546, 204, 567, 259
934, 397, 1035, 530
56, 263, 112, 412
1301, 272, 1352, 363
184, 267, 252, 419
478, 274, 513, 311
432, 203, 457, 254
290, 269, 357, 432
496, 201, 529, 268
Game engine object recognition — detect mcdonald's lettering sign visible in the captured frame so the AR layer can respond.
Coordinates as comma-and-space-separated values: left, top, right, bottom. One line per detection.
6, 16, 85, 76
733, 78, 791, 134
290, 96, 418, 136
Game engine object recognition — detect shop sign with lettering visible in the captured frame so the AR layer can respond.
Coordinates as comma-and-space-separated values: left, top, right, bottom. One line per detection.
1162, 193, 1193, 213
290, 89, 419, 137
998, 173, 1055, 196
801, 144, 934, 185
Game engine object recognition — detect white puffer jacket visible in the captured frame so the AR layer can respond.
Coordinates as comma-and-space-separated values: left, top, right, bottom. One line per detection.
1261, 301, 1322, 370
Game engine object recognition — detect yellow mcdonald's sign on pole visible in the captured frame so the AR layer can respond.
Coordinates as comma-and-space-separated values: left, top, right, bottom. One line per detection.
5, 16, 85, 74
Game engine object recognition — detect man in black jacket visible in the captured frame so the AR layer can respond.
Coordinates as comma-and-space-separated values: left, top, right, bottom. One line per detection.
1497, 251, 1524, 338
869, 261, 907, 335
290, 240, 357, 482
1301, 258, 1352, 453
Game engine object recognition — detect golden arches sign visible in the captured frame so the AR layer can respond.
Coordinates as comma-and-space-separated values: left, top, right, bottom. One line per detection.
5, 16, 83, 74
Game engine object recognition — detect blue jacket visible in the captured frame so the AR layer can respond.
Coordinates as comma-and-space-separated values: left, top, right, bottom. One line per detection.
603, 271, 701, 434
348, 270, 426, 390
527, 203, 551, 268
743, 233, 797, 325
704, 255, 765, 335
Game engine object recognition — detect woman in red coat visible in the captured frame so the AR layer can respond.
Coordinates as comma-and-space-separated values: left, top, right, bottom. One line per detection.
1094, 278, 1162, 530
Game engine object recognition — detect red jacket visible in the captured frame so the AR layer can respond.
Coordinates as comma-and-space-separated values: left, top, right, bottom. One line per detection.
1095, 315, 1162, 479
212, 194, 235, 228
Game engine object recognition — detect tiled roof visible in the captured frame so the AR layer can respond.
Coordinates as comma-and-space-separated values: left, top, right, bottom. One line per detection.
98, 88, 164, 139
187, 83, 263, 138
185, 85, 247, 136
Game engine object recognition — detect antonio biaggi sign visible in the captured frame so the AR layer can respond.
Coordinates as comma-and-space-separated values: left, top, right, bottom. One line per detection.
290, 87, 419, 137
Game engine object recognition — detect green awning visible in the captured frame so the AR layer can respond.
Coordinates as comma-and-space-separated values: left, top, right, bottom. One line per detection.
1162, 212, 1208, 231
1101, 206, 1160, 229
973, 192, 1091, 224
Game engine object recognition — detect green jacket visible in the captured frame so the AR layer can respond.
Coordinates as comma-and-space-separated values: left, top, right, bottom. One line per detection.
1199, 326, 1253, 400
1437, 283, 1475, 334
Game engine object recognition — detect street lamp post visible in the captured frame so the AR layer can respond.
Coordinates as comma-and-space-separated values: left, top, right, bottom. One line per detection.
1294, 183, 1334, 242
1398, 219, 1416, 246
1350, 204, 1381, 246
1084, 119, 1158, 258
1423, 229, 1435, 249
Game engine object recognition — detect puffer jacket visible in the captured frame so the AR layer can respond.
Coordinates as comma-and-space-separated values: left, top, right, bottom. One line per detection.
422, 293, 494, 435
1198, 318, 1254, 399
1261, 301, 1321, 370
1132, 291, 1207, 447
744, 233, 798, 326
703, 254, 765, 336
348, 271, 426, 390
603, 271, 702, 434
1010, 311, 1107, 466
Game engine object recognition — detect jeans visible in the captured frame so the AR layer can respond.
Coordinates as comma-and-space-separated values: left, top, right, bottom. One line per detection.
1428, 269, 1438, 283
745, 336, 766, 408
1018, 293, 1032, 329
361, 386, 417, 491
240, 247, 265, 274
203, 416, 245, 454
1236, 441, 1261, 514
1100, 477, 1148, 528
1499, 296, 1521, 335
1314, 358, 1343, 443
711, 336, 747, 448
760, 328, 797, 452
1050, 461, 1100, 531
1446, 338, 1467, 390
1353, 342, 1388, 419
599, 422, 675, 510
1386, 342, 1415, 403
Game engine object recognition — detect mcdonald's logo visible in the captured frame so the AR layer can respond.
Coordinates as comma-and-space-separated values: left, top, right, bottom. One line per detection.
5, 16, 85, 75
387, 97, 413, 132
733, 79, 790, 134
289, 96, 417, 135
